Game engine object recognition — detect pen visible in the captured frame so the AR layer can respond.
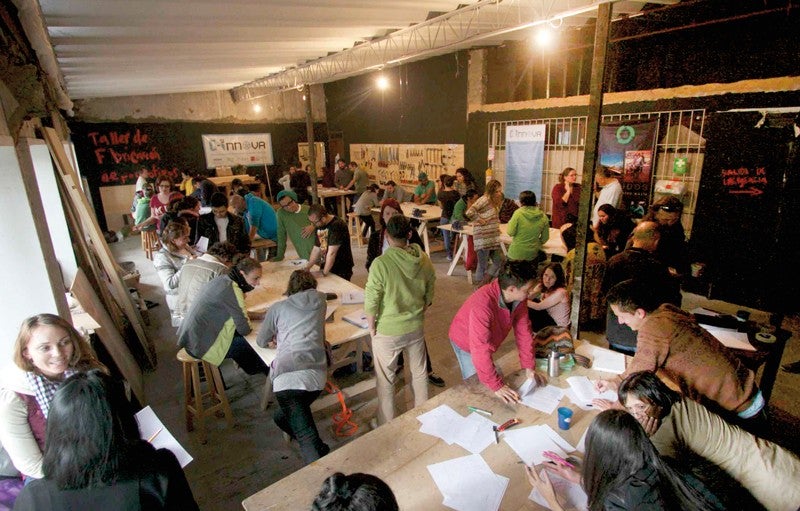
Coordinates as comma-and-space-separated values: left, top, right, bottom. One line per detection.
542, 451, 575, 469
147, 427, 163, 443
467, 406, 492, 416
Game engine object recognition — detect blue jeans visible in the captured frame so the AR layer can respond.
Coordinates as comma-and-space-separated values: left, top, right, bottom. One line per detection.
273, 388, 329, 464
450, 340, 477, 380
476, 248, 503, 282
440, 217, 453, 258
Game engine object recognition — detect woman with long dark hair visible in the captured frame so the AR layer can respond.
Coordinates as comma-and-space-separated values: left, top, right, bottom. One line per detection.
592, 204, 634, 259
454, 167, 476, 197
527, 262, 570, 330
526, 409, 723, 511
13, 370, 198, 510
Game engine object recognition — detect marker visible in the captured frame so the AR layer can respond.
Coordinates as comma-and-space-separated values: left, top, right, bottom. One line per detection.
467, 406, 492, 416
542, 451, 575, 469
147, 427, 163, 443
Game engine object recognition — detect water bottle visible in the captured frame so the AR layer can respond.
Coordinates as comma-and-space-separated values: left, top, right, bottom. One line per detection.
548, 351, 560, 378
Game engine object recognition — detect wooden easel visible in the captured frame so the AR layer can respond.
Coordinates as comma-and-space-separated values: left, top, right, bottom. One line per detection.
42, 127, 157, 369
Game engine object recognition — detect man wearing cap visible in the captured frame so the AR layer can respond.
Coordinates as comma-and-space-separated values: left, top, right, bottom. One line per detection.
413, 172, 436, 205
591, 165, 623, 228
270, 190, 316, 262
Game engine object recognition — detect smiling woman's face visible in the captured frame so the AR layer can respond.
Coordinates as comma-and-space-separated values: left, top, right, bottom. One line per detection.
24, 325, 74, 378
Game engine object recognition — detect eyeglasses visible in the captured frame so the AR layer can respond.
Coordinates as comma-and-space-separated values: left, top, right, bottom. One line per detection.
279, 199, 295, 209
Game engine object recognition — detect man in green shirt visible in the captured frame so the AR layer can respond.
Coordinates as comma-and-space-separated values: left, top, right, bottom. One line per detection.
413, 172, 436, 205
365, 215, 435, 425
270, 190, 316, 261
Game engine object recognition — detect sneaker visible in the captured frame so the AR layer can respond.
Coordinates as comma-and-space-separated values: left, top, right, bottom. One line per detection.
446, 254, 453, 261
427, 373, 445, 387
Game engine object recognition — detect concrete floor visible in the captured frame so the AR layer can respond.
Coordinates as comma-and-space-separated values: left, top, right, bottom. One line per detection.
110, 232, 800, 511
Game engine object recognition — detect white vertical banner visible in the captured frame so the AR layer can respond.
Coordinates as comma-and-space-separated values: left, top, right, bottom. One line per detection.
504, 124, 546, 202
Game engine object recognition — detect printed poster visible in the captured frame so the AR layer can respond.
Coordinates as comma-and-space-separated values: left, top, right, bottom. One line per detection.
201, 133, 274, 169
598, 120, 658, 217
504, 124, 546, 201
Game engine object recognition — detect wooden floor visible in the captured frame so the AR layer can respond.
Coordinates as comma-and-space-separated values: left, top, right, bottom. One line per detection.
110, 233, 800, 511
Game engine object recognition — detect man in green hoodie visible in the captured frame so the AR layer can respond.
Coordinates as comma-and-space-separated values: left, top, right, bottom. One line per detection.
506, 190, 550, 263
365, 215, 435, 425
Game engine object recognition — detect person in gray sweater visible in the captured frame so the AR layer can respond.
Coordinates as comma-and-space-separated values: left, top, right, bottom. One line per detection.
257, 270, 330, 463
175, 241, 237, 322
177, 258, 268, 376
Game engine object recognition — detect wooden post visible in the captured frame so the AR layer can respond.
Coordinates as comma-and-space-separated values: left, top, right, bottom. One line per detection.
569, 2, 612, 337
304, 84, 319, 203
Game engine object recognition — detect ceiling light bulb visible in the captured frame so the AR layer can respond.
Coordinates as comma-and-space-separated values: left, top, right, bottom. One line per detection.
534, 28, 554, 48
376, 75, 389, 91
253, 104, 262, 113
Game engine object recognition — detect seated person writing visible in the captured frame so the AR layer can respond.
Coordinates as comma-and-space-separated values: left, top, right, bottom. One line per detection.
618, 371, 800, 511
526, 409, 723, 511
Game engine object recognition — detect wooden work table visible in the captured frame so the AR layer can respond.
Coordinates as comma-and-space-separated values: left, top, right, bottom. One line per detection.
242, 362, 618, 511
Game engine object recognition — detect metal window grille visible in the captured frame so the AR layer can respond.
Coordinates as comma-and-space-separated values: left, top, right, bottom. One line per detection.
488, 109, 706, 237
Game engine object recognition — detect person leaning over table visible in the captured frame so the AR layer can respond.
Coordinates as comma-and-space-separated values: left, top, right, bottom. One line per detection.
617, 371, 800, 511
448, 260, 547, 404
0, 314, 106, 481
365, 215, 435, 425
412, 172, 436, 205
304, 204, 355, 281
593, 279, 766, 433
270, 190, 316, 262
13, 370, 198, 511
526, 409, 724, 511
175, 241, 237, 323
177, 257, 269, 377
256, 270, 330, 464
381, 180, 410, 204
196, 192, 251, 257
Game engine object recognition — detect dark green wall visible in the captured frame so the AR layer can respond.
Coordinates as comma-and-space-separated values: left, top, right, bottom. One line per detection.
323, 51, 469, 160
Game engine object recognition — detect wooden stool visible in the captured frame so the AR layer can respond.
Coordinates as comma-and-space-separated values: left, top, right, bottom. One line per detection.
346, 212, 365, 247
177, 348, 233, 444
141, 229, 159, 260
250, 237, 277, 260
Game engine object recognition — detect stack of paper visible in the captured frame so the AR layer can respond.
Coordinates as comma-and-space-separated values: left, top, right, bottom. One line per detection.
700, 324, 756, 351
428, 454, 509, 511
566, 376, 617, 407
417, 405, 498, 454
529, 469, 588, 511
517, 379, 565, 414
574, 343, 626, 374
503, 424, 575, 466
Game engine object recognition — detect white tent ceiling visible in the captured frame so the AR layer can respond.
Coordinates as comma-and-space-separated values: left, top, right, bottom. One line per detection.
32, 0, 673, 100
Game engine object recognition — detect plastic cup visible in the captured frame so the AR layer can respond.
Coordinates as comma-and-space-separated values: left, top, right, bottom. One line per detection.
557, 407, 573, 431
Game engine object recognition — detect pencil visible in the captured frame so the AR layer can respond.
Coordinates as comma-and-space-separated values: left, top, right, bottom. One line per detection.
147, 427, 163, 443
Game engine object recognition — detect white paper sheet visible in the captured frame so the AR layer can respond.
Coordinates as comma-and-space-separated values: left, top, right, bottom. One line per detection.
566, 376, 617, 405
135, 406, 193, 468
529, 469, 588, 511
342, 309, 369, 329
449, 412, 499, 454
428, 454, 508, 511
194, 236, 209, 253
574, 343, 626, 374
502, 424, 572, 466
690, 307, 721, 317
700, 324, 756, 351
517, 383, 564, 415
564, 388, 595, 411
340, 290, 365, 304
417, 405, 464, 445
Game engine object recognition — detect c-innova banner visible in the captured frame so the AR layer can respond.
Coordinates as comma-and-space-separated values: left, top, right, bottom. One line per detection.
201, 133, 274, 169
504, 124, 546, 201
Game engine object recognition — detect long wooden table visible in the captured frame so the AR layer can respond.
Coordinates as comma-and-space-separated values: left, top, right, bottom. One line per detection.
242, 361, 619, 510
208, 174, 263, 197
316, 187, 355, 219
244, 261, 370, 373
439, 223, 568, 282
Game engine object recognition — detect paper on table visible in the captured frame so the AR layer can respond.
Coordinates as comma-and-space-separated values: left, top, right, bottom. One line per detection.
449, 412, 498, 454
325, 304, 337, 320
427, 454, 508, 511
342, 309, 369, 329
700, 324, 756, 351
340, 290, 365, 304
518, 378, 537, 398
135, 406, 193, 468
566, 376, 617, 405
564, 388, 595, 411
503, 425, 572, 466
529, 469, 588, 511
518, 384, 564, 415
417, 405, 464, 444
690, 307, 721, 317
574, 343, 626, 374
